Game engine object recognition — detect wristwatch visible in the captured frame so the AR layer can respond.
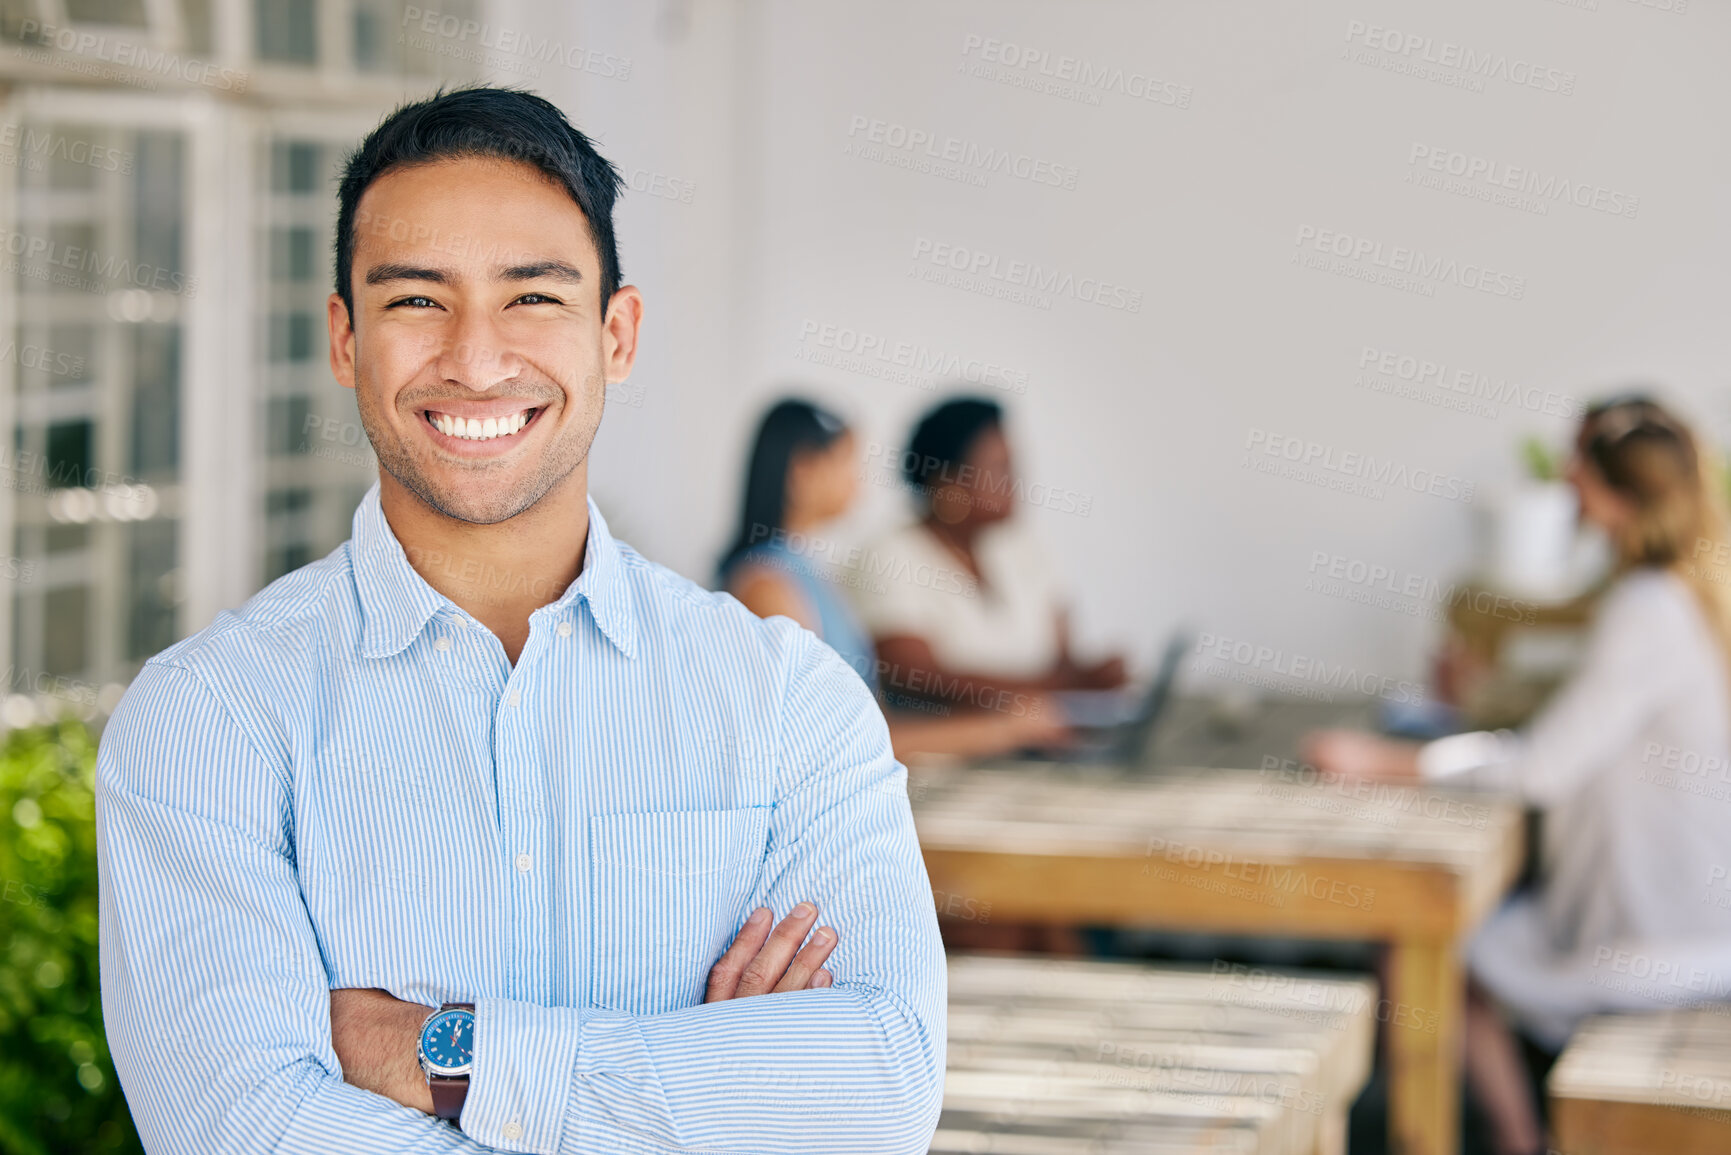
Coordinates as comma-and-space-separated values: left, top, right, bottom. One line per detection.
416, 1002, 475, 1124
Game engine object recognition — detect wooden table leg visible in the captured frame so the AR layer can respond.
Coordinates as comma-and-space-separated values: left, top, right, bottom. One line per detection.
1387, 939, 1463, 1155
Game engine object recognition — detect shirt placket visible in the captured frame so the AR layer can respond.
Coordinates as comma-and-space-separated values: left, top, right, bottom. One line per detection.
496, 618, 552, 1005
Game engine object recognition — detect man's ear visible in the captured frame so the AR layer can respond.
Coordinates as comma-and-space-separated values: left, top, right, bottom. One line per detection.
601, 285, 644, 385
328, 292, 357, 391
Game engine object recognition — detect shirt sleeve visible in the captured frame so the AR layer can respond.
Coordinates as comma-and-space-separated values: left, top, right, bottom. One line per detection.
466, 630, 948, 1154
97, 661, 497, 1155
1418, 576, 1688, 807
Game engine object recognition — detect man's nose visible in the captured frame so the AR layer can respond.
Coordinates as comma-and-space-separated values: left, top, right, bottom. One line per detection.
438, 315, 525, 391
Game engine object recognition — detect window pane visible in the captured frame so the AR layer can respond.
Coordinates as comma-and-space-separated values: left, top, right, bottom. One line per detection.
65, 0, 148, 25
126, 520, 179, 661
269, 312, 317, 362
267, 395, 311, 456
271, 225, 318, 280
44, 586, 90, 677
133, 132, 185, 288
130, 323, 180, 477
45, 421, 93, 489
271, 141, 322, 193
180, 0, 213, 53
256, 0, 317, 64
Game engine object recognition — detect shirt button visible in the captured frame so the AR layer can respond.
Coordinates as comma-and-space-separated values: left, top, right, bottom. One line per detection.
515, 853, 532, 873
433, 636, 451, 652
507, 689, 521, 708
556, 620, 573, 638
502, 1121, 523, 1140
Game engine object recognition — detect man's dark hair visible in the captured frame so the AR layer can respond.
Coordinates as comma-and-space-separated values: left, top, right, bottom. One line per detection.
333, 86, 624, 320
903, 396, 1003, 504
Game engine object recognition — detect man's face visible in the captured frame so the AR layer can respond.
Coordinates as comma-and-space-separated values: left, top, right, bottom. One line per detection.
328, 155, 640, 525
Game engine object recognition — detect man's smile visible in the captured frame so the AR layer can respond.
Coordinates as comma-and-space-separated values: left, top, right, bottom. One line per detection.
423, 405, 543, 446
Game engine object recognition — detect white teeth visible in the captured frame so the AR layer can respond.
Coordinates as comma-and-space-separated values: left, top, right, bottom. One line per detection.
432, 410, 532, 441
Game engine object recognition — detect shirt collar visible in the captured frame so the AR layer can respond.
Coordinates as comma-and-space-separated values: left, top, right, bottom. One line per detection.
351, 484, 637, 660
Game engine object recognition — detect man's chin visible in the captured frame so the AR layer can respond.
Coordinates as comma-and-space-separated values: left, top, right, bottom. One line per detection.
388, 467, 550, 527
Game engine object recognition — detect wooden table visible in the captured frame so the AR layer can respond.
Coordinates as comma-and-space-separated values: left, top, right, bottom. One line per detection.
912, 761, 1526, 1155
938, 953, 1378, 1154
1549, 1008, 1731, 1154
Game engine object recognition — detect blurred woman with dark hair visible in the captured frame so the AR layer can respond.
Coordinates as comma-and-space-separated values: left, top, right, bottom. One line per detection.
851, 396, 1127, 712
720, 398, 1069, 760
1306, 394, 1731, 1155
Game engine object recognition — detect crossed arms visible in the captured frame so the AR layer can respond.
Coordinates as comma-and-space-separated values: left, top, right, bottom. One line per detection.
96, 649, 946, 1155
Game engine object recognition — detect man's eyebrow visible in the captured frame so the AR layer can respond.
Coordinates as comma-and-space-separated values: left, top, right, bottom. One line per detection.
499, 261, 585, 285
365, 263, 451, 286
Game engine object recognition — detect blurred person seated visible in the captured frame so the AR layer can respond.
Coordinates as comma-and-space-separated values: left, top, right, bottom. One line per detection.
1305, 394, 1731, 1155
718, 398, 1069, 761
852, 396, 1127, 713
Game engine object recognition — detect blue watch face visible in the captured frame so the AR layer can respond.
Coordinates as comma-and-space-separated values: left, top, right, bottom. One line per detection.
419, 1009, 474, 1076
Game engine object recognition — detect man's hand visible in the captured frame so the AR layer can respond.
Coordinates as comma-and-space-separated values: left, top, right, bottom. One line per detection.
705, 903, 838, 1002
329, 988, 436, 1114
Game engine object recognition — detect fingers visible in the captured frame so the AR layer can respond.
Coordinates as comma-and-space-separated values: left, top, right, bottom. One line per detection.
771, 924, 838, 994
736, 902, 820, 998
706, 903, 843, 1001
705, 906, 773, 1003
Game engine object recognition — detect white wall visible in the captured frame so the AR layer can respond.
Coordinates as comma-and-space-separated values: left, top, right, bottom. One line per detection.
509, 0, 1731, 688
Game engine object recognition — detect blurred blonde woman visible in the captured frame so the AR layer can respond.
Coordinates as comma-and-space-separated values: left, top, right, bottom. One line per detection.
1306, 395, 1731, 1155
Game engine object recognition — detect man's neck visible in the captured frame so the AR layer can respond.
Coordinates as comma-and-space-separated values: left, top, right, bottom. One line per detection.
379, 466, 591, 666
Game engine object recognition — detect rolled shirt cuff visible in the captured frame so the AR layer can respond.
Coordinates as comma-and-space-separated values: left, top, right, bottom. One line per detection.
465, 996, 585, 1153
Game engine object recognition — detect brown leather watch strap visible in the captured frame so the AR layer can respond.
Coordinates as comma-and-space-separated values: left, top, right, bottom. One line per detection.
429, 1074, 469, 1123
428, 1002, 475, 1126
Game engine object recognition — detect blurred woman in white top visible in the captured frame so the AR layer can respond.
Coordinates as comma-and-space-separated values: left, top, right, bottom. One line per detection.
852, 396, 1126, 710
1306, 394, 1731, 1155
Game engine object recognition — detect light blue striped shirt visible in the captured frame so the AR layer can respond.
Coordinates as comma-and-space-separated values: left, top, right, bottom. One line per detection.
96, 486, 946, 1154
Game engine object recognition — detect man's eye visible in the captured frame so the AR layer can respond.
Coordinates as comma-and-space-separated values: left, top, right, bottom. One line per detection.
388, 296, 439, 309
513, 293, 563, 306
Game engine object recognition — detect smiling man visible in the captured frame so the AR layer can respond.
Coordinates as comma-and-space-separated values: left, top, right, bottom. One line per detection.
95, 88, 945, 1154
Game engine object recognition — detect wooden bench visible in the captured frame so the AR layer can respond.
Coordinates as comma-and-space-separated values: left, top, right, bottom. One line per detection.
1549, 1007, 1731, 1155
933, 954, 1377, 1155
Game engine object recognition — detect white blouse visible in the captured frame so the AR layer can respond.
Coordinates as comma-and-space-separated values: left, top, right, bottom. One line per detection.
1421, 568, 1731, 1049
848, 519, 1063, 680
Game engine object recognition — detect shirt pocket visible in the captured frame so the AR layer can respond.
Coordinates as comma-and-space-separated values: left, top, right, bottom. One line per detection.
587, 806, 770, 1014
